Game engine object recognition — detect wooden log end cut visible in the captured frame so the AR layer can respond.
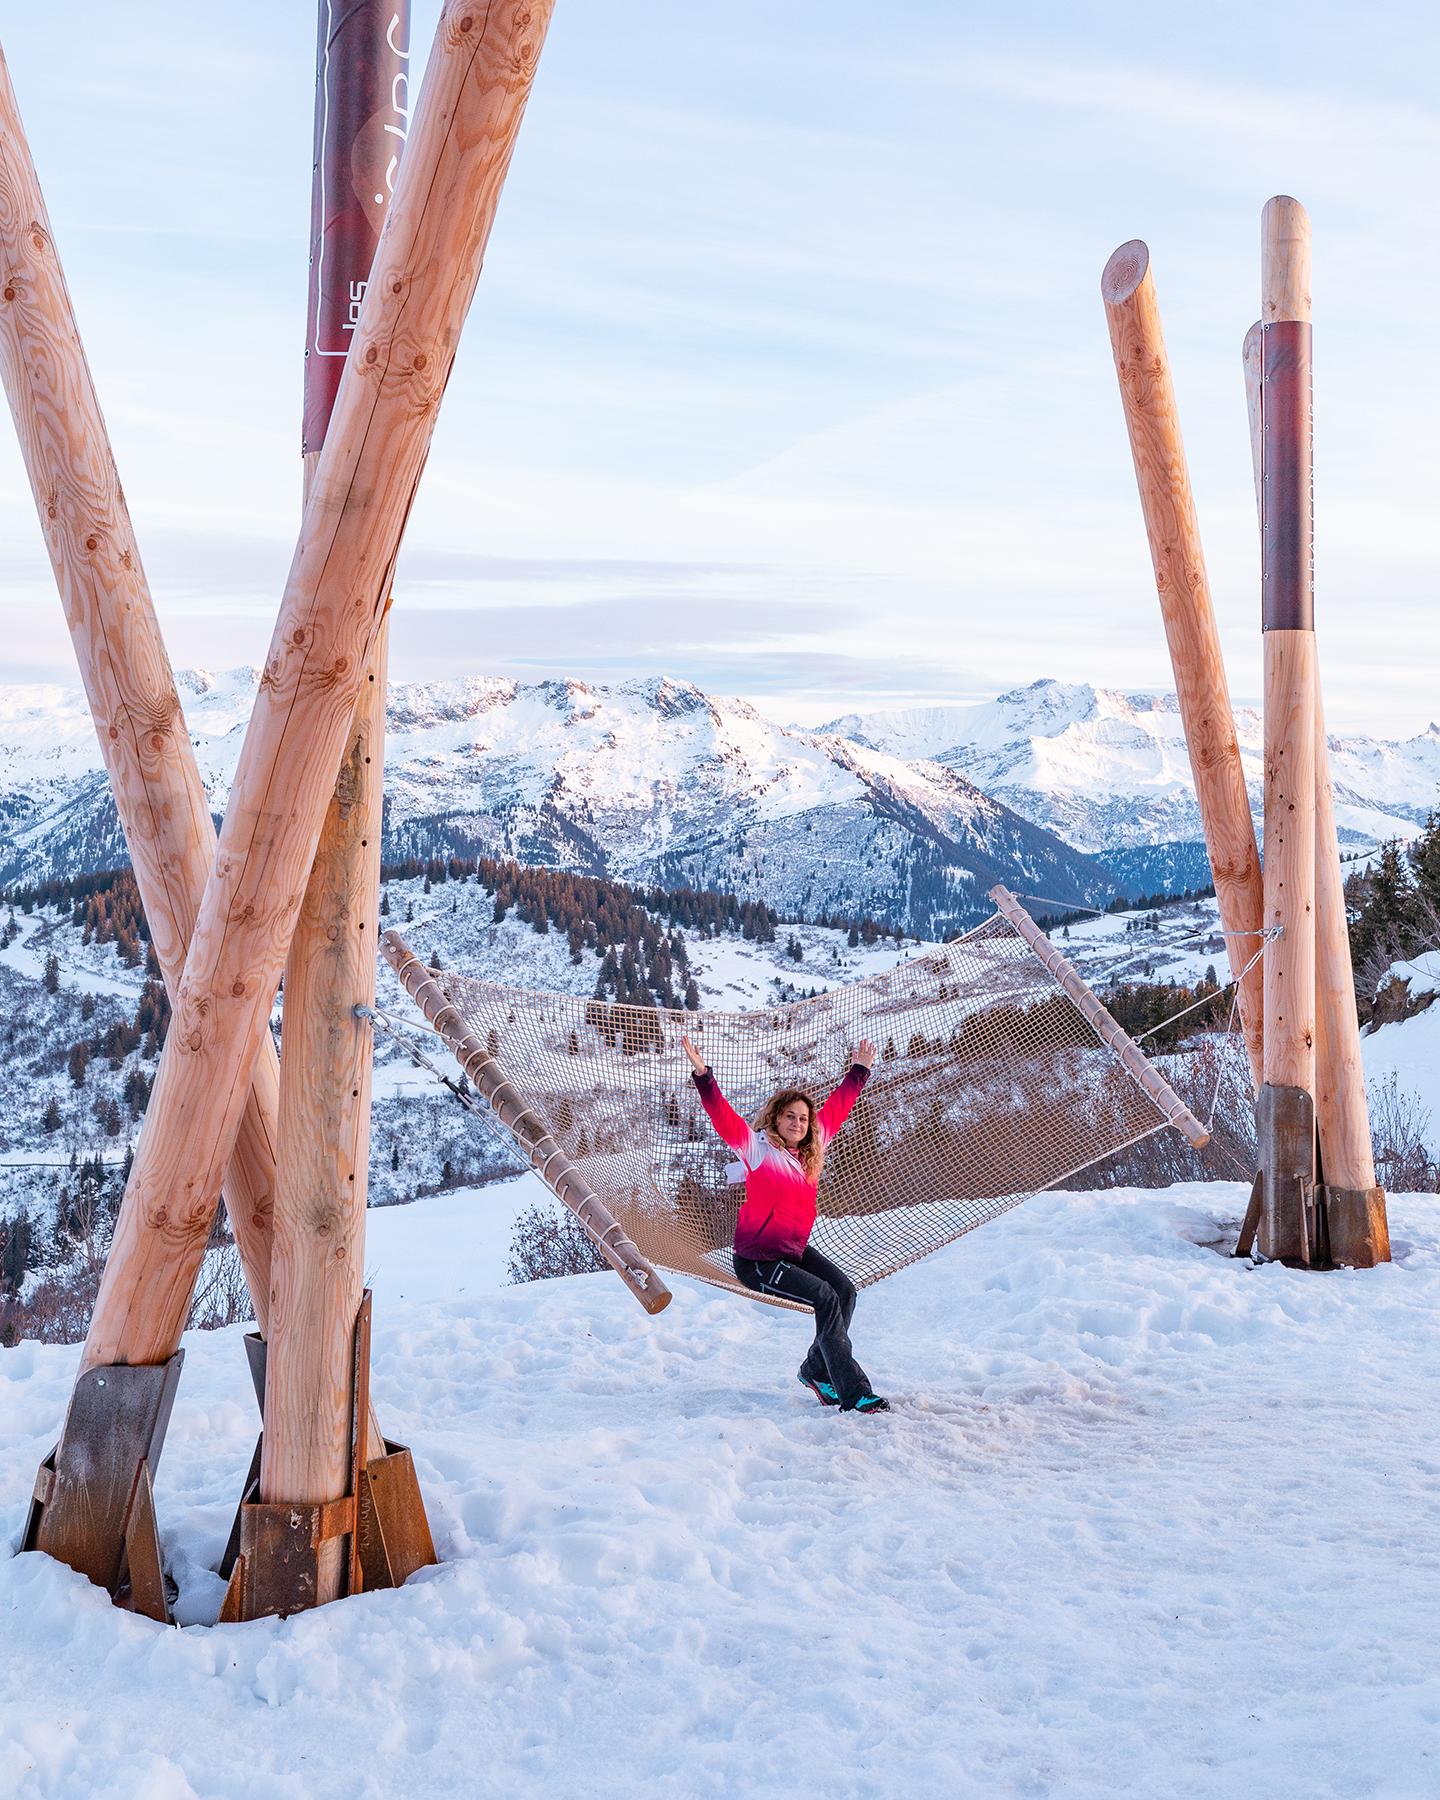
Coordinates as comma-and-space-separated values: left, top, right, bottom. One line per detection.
1101, 239, 1150, 306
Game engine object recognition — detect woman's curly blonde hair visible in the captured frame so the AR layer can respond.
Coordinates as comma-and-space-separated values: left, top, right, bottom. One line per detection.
753, 1087, 823, 1182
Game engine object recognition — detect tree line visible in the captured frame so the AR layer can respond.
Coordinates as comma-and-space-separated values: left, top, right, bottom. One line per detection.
1344, 812, 1440, 1022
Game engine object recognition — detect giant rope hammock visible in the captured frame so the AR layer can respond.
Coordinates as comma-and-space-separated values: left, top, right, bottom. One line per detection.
373, 886, 1217, 1314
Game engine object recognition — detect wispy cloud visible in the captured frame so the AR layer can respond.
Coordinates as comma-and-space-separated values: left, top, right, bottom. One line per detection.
0, 1, 1433, 739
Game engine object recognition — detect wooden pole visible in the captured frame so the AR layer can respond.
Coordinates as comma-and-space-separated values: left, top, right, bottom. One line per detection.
1312, 684, 1388, 1260
262, 612, 391, 1589
1101, 241, 1265, 1089
75, 0, 553, 1383
261, 0, 409, 1599
1244, 255, 1388, 1267
382, 931, 674, 1313
0, 42, 279, 1324
1257, 196, 1318, 1262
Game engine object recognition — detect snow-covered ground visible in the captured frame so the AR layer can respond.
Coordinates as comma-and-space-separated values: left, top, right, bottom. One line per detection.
1057, 895, 1226, 988
5, 1178, 1440, 1798
1361, 1002, 1440, 1124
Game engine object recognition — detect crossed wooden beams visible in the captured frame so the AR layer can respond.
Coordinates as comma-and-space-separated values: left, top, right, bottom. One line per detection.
1, 0, 555, 1619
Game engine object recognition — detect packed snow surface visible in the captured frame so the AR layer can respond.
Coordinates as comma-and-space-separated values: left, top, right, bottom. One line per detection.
4, 1179, 1439, 1797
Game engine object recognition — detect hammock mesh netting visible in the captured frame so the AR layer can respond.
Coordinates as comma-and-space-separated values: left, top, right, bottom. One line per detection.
388, 903, 1201, 1306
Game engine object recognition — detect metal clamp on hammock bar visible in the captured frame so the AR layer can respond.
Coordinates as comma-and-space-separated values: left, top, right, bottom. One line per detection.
987, 886, 1212, 1149
380, 930, 673, 1315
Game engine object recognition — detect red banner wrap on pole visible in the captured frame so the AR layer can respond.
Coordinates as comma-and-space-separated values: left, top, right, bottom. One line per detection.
303, 0, 412, 454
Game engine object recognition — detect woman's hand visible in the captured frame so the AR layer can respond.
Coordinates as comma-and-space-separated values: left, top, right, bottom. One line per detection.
680, 1035, 707, 1074
852, 1038, 877, 1070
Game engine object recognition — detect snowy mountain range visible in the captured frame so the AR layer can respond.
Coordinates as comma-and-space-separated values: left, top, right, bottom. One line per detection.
2, 669, 1438, 935
823, 681, 1440, 893
0, 670, 1112, 937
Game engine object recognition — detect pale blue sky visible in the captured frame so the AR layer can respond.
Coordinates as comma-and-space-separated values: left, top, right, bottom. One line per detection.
1, 2, 1435, 732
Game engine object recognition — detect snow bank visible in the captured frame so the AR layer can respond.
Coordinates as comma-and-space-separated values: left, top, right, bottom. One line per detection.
1364, 1002, 1440, 1124
4, 1180, 1440, 1798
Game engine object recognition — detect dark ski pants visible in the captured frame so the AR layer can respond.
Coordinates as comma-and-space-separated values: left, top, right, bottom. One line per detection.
733, 1245, 871, 1408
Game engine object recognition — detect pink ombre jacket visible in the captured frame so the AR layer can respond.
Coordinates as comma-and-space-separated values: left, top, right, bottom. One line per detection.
691, 1064, 870, 1260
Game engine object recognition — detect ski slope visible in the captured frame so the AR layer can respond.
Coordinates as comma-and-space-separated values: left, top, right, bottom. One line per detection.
3, 1178, 1439, 1799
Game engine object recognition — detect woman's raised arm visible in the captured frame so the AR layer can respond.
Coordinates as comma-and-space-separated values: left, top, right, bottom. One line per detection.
817, 1040, 875, 1140
681, 1037, 758, 1161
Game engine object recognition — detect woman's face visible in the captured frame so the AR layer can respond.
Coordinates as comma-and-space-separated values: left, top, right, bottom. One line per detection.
775, 1100, 811, 1148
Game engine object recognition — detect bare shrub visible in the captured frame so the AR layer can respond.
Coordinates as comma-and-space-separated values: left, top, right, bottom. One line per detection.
1368, 1072, 1439, 1193
0, 1202, 255, 1348
186, 1242, 256, 1331
506, 1201, 607, 1285
0, 1252, 103, 1347
1070, 1031, 1257, 1190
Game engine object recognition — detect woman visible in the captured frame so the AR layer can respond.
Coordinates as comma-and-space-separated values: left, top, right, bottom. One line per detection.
680, 1034, 889, 1415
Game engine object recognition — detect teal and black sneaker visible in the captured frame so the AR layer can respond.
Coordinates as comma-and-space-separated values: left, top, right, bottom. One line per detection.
798, 1372, 840, 1406
845, 1394, 891, 1415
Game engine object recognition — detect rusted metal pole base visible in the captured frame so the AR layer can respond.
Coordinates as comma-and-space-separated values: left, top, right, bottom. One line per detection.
1256, 1083, 1317, 1264
1323, 1185, 1392, 1269
357, 1440, 437, 1590
217, 1293, 435, 1622
218, 1330, 271, 1582
1233, 1172, 1264, 1260
218, 1493, 353, 1622
217, 1439, 435, 1622
24, 1352, 183, 1622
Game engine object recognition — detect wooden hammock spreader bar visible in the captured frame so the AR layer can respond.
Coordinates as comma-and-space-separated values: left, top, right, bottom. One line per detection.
381, 931, 672, 1315
987, 886, 1211, 1148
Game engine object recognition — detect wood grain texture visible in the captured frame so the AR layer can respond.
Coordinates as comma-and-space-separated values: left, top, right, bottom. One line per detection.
1101, 243, 1265, 1087
260, 0, 406, 1598
79, 0, 554, 1375
1243, 326, 1381, 1219
261, 614, 389, 1599
0, 45, 278, 1326
1262, 196, 1311, 324
1313, 688, 1381, 1197
1262, 630, 1317, 1094
1245, 257, 1375, 1252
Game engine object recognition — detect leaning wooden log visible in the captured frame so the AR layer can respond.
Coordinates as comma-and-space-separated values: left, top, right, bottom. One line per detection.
988, 886, 1211, 1148
1101, 241, 1265, 1091
1256, 195, 1318, 1263
382, 931, 675, 1314
262, 0, 411, 1606
0, 42, 278, 1322
74, 0, 554, 1392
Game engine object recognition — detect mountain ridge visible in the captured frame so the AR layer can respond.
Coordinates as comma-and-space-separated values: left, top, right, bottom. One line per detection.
3, 669, 1436, 934
0, 669, 1114, 937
